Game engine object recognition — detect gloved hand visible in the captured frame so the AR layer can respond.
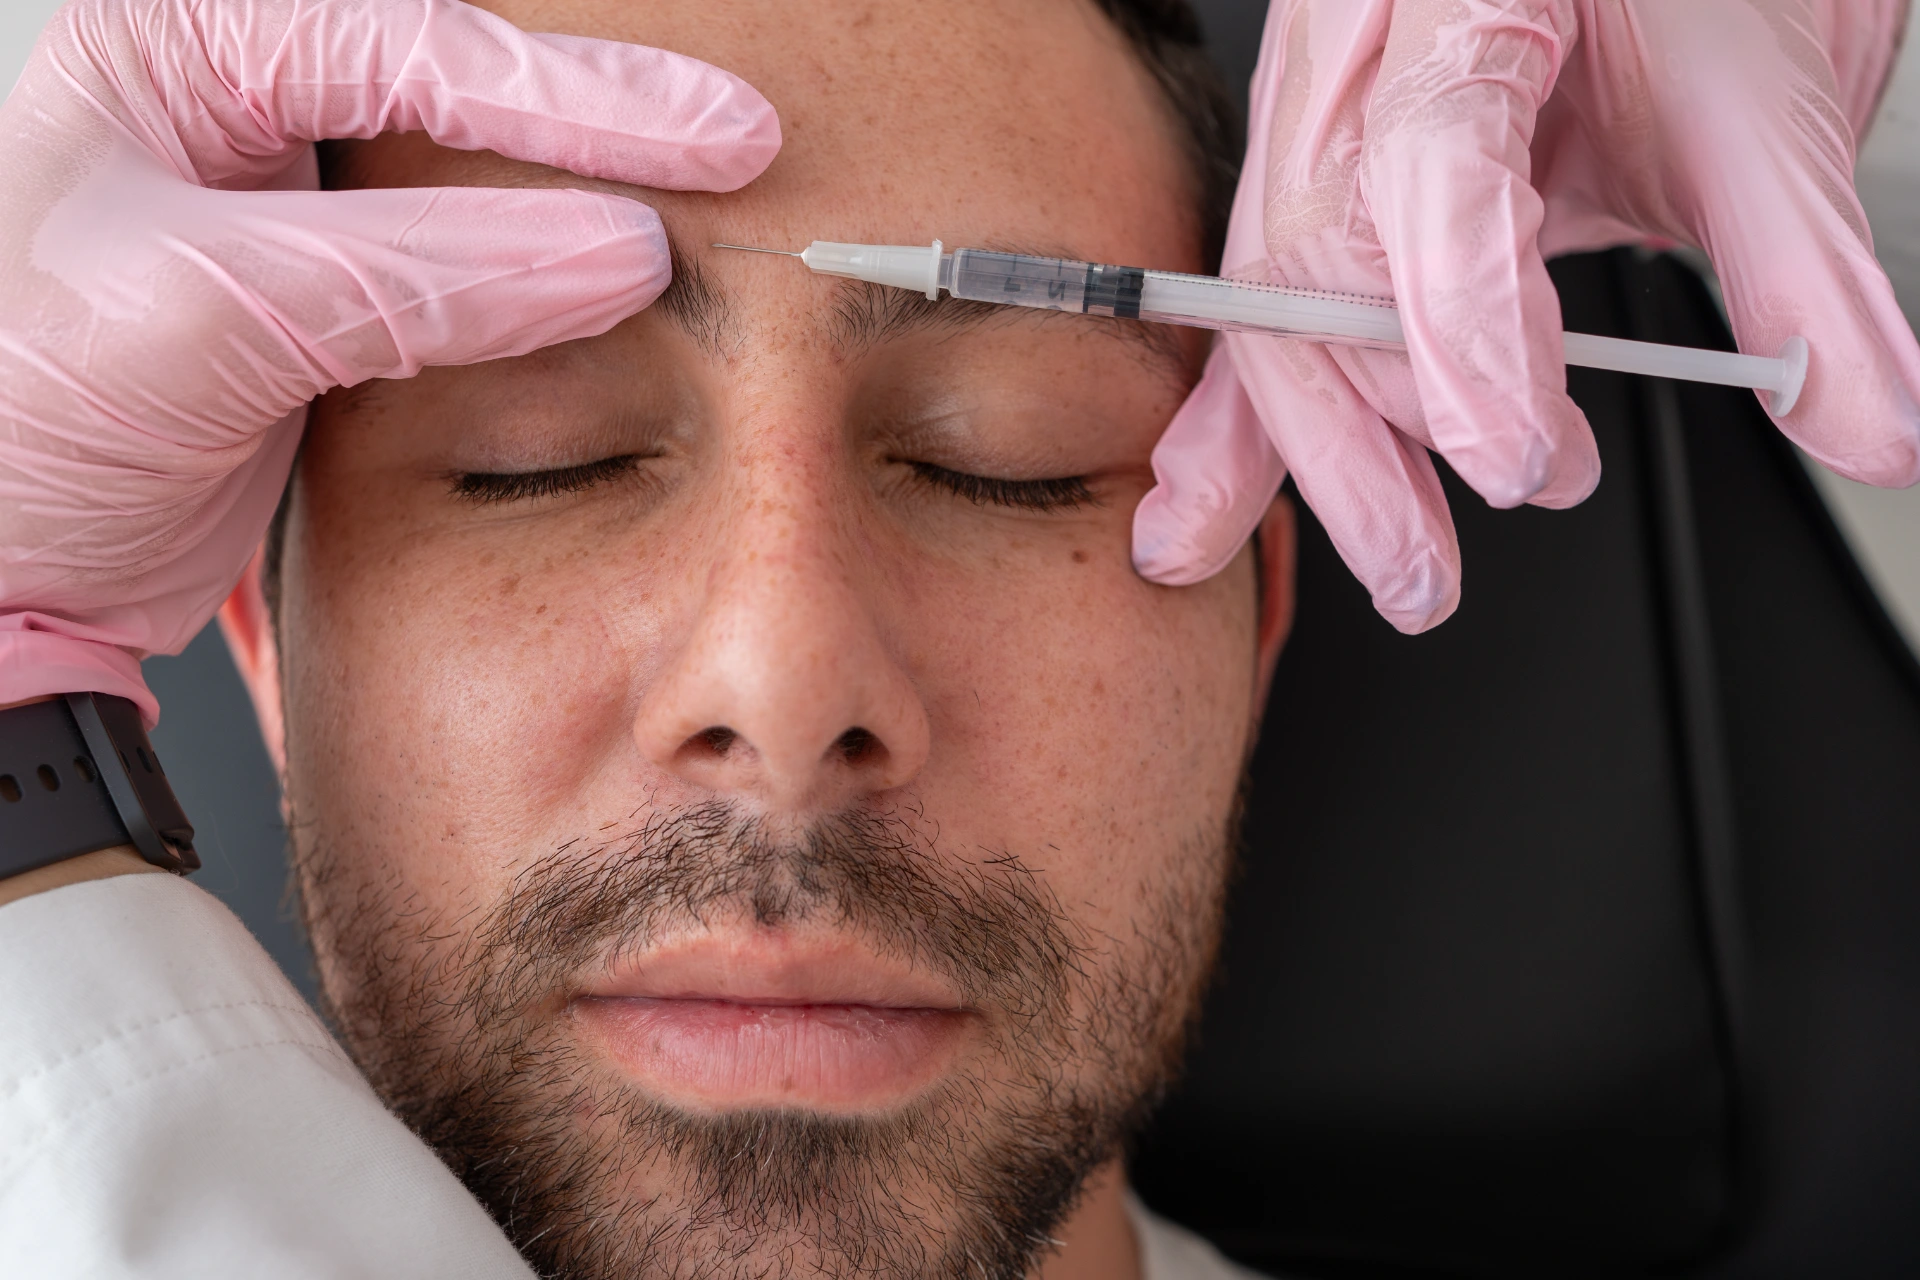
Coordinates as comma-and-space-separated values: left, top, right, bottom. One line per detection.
1134, 0, 1920, 631
0, 0, 779, 722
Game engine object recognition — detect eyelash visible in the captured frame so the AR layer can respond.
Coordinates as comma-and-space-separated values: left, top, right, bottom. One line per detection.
907, 462, 1096, 512
451, 455, 641, 504
449, 455, 1094, 514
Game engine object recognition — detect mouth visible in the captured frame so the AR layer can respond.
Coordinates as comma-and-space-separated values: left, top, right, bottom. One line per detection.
569, 935, 974, 1112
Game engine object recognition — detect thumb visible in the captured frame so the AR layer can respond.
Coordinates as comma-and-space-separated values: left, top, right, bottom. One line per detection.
1643, 0, 1920, 484
1703, 153, 1920, 485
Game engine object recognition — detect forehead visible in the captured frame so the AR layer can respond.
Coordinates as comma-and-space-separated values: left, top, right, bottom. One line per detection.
379, 0, 1202, 274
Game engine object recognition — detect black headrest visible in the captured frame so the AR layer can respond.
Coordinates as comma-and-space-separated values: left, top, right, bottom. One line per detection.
1132, 250, 1920, 1278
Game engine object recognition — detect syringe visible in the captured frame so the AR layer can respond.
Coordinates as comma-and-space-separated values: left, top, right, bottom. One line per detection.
716, 240, 1809, 416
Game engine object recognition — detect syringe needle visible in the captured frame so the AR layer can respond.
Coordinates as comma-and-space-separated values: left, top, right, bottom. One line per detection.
712, 244, 803, 256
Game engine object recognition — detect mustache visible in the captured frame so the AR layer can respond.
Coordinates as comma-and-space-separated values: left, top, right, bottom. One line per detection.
471, 801, 1087, 1019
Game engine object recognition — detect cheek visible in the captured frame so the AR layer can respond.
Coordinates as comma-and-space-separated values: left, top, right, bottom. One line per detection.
904, 546, 1258, 933
280, 513, 668, 895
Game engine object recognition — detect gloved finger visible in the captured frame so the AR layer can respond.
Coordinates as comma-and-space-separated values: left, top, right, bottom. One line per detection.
1247, 4, 1450, 465
33, 175, 672, 440
47, 0, 780, 192
1361, 0, 1601, 511
4, 174, 662, 707
1151, 0, 1452, 626
1726, 227, 1920, 488
1133, 343, 1289, 586
1666, 20, 1920, 485
1327, 345, 1434, 449
1233, 331, 1462, 632
234, 186, 676, 384
0, 405, 308, 730
0, 621, 158, 728
1808, 0, 1911, 141
8, 174, 657, 607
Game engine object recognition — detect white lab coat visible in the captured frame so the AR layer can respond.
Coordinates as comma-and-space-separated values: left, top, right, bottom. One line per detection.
6, 44, 1920, 1276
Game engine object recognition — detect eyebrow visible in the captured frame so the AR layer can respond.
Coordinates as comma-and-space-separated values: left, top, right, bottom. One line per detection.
659, 241, 1192, 387
656, 243, 736, 359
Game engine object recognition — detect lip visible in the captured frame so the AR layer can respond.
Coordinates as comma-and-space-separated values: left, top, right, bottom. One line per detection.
570, 936, 972, 1112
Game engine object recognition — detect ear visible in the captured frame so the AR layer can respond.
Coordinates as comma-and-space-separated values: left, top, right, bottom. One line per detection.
217, 544, 288, 786
1251, 494, 1297, 716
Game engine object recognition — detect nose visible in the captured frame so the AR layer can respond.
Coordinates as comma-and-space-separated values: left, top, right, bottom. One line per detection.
631, 469, 931, 813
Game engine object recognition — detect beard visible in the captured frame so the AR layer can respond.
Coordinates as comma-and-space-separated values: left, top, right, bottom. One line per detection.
293, 799, 1229, 1280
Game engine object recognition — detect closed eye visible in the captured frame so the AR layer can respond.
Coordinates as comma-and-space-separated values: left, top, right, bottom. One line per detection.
450, 455, 641, 504
907, 461, 1096, 512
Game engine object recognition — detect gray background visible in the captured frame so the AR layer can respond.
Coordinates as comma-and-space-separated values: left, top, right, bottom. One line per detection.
6, 0, 1916, 1006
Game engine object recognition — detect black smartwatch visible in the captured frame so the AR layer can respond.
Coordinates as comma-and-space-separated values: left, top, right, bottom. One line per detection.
0, 694, 197, 881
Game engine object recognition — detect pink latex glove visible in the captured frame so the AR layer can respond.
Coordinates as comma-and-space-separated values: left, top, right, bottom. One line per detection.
0, 0, 780, 723
1134, 0, 1920, 631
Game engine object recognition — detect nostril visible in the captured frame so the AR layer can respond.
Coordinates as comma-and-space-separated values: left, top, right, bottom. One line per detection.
834, 727, 883, 766
689, 725, 738, 758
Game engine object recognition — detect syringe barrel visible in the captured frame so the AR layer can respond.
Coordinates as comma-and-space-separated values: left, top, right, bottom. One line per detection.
946, 249, 1148, 318
945, 250, 1409, 347
1138, 271, 1406, 346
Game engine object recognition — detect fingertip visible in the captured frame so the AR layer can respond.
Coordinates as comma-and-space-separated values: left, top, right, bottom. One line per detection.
696, 80, 783, 193
1370, 541, 1462, 634
1379, 589, 1459, 634
1446, 390, 1598, 511
1523, 398, 1602, 510
627, 54, 783, 191
605, 196, 674, 306
1803, 420, 1920, 488
1770, 310, 1920, 487
299, 185, 682, 377
1131, 344, 1287, 586
1131, 488, 1260, 586
602, 45, 783, 192
1770, 374, 1920, 488
1132, 459, 1287, 586
505, 187, 675, 308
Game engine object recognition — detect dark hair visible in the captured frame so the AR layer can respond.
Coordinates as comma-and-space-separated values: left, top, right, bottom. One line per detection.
265, 1, 1242, 617
1093, 0, 1244, 270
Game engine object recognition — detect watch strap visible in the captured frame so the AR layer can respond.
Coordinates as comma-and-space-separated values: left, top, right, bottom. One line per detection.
0, 694, 198, 880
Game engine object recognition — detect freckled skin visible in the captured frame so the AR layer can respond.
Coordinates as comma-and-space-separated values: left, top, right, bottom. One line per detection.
225, 2, 1298, 1277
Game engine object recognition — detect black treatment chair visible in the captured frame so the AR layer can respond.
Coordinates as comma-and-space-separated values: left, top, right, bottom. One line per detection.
1130, 248, 1920, 1278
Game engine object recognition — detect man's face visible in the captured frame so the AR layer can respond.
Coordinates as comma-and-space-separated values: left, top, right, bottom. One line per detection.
232, 1, 1292, 1275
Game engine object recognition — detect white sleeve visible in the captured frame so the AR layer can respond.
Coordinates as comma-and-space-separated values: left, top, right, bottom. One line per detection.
1858, 23, 1920, 328
1127, 1193, 1278, 1280
0, 873, 534, 1279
